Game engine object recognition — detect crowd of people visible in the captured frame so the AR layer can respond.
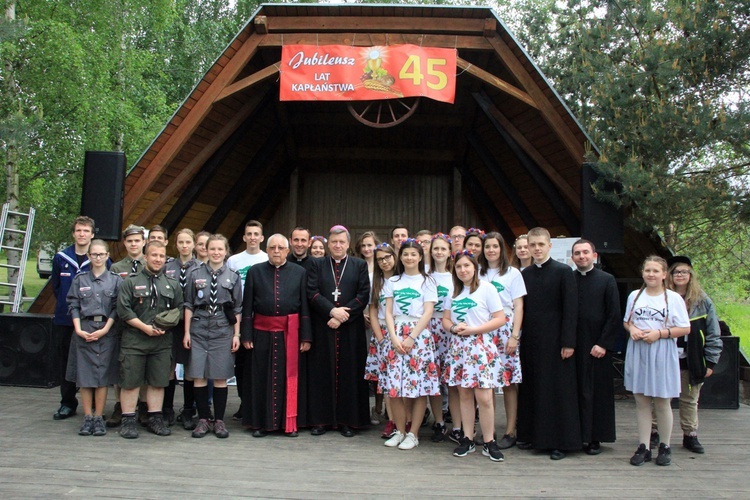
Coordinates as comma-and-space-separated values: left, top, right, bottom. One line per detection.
51, 217, 722, 466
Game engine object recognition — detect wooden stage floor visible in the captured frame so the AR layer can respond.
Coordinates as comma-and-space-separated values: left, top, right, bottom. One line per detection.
0, 386, 747, 498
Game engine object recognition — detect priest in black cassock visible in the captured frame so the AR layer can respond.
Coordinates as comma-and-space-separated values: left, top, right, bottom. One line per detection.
518, 227, 580, 460
241, 234, 311, 437
306, 225, 371, 437
571, 239, 621, 454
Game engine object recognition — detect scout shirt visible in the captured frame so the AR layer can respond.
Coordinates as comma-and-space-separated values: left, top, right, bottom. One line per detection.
111, 256, 146, 279
117, 266, 184, 344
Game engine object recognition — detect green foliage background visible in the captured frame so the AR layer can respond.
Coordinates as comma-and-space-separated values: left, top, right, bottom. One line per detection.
1, 0, 748, 324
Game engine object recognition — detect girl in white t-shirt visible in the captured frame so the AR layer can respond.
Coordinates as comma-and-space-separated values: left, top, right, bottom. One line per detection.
624, 255, 690, 467
478, 231, 526, 450
366, 242, 396, 437
383, 240, 440, 450
443, 251, 506, 462
428, 233, 456, 443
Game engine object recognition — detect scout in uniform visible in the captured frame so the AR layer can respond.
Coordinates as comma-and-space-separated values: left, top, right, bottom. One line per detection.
116, 240, 184, 439
106, 224, 146, 427
66, 239, 122, 437
184, 234, 242, 438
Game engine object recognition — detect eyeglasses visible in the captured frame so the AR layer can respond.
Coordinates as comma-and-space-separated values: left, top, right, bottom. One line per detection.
672, 270, 690, 276
376, 255, 394, 263
450, 234, 465, 240
89, 253, 108, 259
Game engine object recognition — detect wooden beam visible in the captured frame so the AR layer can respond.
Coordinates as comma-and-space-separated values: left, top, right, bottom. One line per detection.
260, 33, 493, 51
486, 35, 587, 163
214, 63, 280, 103
456, 57, 537, 109
473, 91, 580, 234
297, 147, 455, 162
254, 16, 268, 34
203, 127, 285, 232
123, 32, 265, 220
455, 162, 515, 243
264, 16, 490, 35
473, 91, 580, 210
132, 88, 271, 226
465, 130, 538, 229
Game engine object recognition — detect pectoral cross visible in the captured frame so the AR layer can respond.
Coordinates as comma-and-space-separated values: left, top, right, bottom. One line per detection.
332, 288, 341, 301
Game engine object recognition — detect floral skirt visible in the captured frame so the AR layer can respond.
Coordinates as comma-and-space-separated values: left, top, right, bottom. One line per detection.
382, 318, 441, 398
443, 331, 501, 389
490, 315, 522, 387
429, 316, 451, 377
364, 322, 387, 391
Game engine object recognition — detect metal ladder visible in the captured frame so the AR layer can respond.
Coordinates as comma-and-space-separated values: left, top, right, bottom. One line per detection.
0, 203, 36, 312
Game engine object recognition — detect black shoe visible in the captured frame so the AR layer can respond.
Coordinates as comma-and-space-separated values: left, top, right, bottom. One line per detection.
147, 414, 171, 436
54, 405, 76, 420
655, 443, 672, 466
443, 410, 452, 424
232, 406, 243, 421
448, 428, 464, 444
630, 443, 652, 466
286, 431, 299, 438
421, 407, 431, 427
180, 408, 197, 431
482, 440, 505, 462
120, 415, 139, 439
78, 415, 94, 436
311, 426, 327, 436
650, 430, 660, 450
340, 425, 355, 437
497, 433, 517, 450
162, 408, 175, 427
431, 422, 446, 443
252, 429, 268, 438
683, 434, 705, 454
106, 402, 122, 427
550, 449, 566, 460
453, 436, 476, 457
516, 441, 533, 450
584, 441, 602, 455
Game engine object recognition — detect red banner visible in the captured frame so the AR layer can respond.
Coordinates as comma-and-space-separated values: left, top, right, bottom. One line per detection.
279, 44, 456, 103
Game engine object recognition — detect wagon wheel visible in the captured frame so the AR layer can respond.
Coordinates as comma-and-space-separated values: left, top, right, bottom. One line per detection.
347, 97, 420, 129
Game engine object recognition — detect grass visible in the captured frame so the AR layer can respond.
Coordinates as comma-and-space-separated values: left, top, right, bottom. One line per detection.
716, 301, 750, 358
0, 256, 48, 312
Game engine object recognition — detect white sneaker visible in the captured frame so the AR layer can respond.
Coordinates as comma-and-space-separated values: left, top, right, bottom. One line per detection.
384, 430, 404, 447
398, 432, 419, 450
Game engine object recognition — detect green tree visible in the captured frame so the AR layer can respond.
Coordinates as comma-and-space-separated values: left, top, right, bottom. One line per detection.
499, 0, 750, 299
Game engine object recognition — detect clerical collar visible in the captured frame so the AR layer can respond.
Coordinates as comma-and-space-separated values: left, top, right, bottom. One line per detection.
332, 256, 347, 264
274, 260, 287, 269
577, 265, 595, 275
534, 256, 551, 268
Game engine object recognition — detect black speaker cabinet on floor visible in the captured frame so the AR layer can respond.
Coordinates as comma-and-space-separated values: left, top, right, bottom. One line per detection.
699, 335, 740, 409
581, 162, 624, 253
0, 313, 59, 388
81, 151, 126, 241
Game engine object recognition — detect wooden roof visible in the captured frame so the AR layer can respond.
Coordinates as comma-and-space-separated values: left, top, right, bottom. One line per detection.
30, 3, 666, 313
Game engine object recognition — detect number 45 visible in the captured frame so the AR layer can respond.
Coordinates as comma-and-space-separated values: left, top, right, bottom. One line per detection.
399, 55, 448, 90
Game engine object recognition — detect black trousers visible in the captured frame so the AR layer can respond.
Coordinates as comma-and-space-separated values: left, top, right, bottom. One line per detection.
54, 324, 78, 409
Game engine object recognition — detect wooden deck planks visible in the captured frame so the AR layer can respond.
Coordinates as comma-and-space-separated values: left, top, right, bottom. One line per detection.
1, 385, 747, 498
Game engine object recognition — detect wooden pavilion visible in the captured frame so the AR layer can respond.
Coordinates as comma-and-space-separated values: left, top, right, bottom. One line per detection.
31, 3, 666, 313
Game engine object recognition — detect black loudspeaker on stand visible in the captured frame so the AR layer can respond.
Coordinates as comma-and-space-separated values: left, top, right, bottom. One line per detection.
581, 162, 624, 254
698, 335, 740, 409
81, 151, 126, 241
0, 314, 59, 388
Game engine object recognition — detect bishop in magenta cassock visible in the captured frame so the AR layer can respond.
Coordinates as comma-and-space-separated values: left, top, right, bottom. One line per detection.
306, 225, 371, 437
